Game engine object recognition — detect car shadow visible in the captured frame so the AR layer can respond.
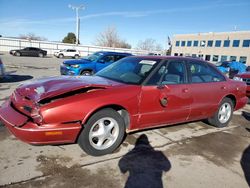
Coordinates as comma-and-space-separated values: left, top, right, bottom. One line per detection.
118, 134, 171, 188
241, 144, 250, 187
0, 74, 33, 83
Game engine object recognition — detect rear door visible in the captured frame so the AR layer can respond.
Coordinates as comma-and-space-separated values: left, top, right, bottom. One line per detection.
186, 60, 228, 120
138, 59, 192, 128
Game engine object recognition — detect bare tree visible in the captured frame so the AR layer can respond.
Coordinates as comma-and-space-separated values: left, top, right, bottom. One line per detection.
95, 26, 131, 49
137, 38, 162, 51
19, 33, 47, 41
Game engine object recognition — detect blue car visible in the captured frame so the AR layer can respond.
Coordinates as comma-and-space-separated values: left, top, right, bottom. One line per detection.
60, 51, 132, 76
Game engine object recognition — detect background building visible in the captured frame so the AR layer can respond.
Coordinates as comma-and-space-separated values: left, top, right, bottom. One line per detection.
171, 31, 250, 66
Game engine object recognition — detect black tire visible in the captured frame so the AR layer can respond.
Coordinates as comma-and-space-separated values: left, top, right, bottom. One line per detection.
38, 53, 44, 58
207, 97, 233, 128
81, 70, 93, 76
59, 54, 64, 58
74, 55, 80, 59
15, 52, 21, 56
78, 108, 125, 156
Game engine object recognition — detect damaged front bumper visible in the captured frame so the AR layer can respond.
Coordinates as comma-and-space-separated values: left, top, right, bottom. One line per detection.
0, 99, 82, 145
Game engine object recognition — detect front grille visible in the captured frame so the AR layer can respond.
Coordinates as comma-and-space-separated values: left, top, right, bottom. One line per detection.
243, 78, 250, 85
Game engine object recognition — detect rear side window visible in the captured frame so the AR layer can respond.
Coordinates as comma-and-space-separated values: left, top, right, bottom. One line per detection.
188, 61, 225, 83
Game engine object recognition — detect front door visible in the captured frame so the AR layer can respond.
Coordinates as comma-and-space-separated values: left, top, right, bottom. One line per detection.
138, 60, 192, 128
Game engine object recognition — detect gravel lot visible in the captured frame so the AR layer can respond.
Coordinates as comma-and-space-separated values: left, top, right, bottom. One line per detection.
0, 53, 250, 188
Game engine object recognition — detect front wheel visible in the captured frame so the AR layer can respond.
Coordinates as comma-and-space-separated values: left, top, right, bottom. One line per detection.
78, 108, 125, 156
81, 70, 93, 76
207, 98, 233, 128
38, 53, 44, 58
15, 52, 21, 56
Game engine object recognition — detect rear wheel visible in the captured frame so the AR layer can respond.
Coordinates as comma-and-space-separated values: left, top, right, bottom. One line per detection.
74, 55, 80, 59
59, 54, 64, 58
207, 97, 233, 128
15, 52, 21, 56
78, 108, 125, 156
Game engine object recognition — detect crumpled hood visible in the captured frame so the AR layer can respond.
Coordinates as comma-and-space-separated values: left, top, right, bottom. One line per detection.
16, 76, 122, 102
63, 58, 92, 65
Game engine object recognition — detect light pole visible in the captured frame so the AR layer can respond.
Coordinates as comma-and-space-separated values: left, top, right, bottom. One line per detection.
68, 4, 85, 45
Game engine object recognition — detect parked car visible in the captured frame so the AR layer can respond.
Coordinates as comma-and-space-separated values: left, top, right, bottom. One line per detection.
60, 51, 132, 76
233, 72, 250, 97
9, 47, 47, 57
216, 61, 230, 74
216, 61, 247, 78
54, 49, 80, 59
0, 57, 5, 79
0, 56, 248, 156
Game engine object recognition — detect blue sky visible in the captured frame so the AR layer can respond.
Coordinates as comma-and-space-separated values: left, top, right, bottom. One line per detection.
0, 0, 250, 48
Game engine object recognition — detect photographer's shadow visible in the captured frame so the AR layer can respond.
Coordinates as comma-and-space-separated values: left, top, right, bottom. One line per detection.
119, 134, 171, 188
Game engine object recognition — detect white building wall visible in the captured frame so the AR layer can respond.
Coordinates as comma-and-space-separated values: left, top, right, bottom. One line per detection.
0, 37, 153, 56
171, 31, 250, 66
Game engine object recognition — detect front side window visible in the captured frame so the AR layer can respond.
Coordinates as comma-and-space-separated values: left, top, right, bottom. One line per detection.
188, 61, 225, 83
243, 40, 250, 47
100, 55, 116, 63
146, 60, 186, 85
223, 40, 230, 47
215, 40, 221, 47
162, 61, 186, 85
87, 52, 104, 62
233, 40, 240, 47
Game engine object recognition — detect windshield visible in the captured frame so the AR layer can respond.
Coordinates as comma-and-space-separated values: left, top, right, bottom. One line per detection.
96, 57, 161, 85
86, 52, 104, 62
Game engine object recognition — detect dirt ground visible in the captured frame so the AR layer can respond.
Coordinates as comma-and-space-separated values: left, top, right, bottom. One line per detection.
0, 53, 249, 188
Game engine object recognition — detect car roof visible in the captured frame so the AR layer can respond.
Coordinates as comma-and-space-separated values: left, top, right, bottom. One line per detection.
129, 55, 209, 63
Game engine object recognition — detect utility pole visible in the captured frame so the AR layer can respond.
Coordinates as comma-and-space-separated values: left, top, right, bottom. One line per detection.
68, 4, 85, 45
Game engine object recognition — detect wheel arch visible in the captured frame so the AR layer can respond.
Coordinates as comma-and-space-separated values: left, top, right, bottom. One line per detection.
222, 94, 237, 109
81, 104, 131, 130
80, 68, 94, 75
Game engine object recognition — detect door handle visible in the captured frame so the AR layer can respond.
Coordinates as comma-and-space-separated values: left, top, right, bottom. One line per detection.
221, 86, 226, 90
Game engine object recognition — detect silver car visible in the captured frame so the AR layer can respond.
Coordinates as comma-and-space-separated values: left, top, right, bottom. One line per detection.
0, 58, 5, 79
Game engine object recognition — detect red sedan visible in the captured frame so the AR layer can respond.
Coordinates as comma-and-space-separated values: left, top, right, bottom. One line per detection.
0, 56, 248, 156
233, 71, 250, 97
